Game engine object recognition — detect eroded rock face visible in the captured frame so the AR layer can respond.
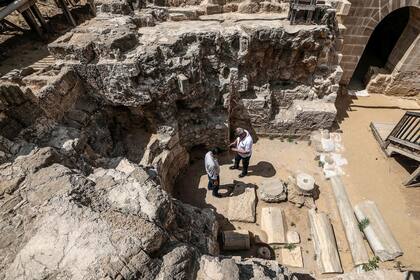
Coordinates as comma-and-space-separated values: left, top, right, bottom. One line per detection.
0, 148, 218, 280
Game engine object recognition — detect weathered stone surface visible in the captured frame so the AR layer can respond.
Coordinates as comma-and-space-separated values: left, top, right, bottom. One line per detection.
258, 178, 287, 202
156, 243, 199, 280
235, 257, 286, 280
286, 230, 300, 244
238, 0, 260, 13
0, 148, 220, 279
329, 269, 407, 280
227, 183, 257, 222
197, 255, 240, 280
280, 246, 303, 268
261, 207, 287, 244
197, 255, 287, 280
287, 175, 316, 208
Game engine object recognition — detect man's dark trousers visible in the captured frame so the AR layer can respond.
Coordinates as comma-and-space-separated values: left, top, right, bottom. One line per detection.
208, 175, 220, 196
234, 154, 251, 176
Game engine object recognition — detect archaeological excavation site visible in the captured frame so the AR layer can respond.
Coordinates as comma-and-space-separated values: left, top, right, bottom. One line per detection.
0, 0, 419, 278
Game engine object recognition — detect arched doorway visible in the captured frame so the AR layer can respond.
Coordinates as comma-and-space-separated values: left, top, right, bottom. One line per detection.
349, 7, 410, 86
347, 6, 419, 96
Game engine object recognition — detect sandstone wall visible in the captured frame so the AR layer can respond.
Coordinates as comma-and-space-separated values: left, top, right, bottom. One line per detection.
339, 0, 420, 85
365, 6, 419, 97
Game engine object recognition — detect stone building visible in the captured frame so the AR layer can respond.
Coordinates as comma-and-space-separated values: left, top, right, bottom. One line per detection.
337, 0, 419, 96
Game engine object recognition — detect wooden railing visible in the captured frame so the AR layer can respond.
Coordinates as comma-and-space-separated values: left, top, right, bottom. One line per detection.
385, 111, 420, 187
386, 111, 420, 152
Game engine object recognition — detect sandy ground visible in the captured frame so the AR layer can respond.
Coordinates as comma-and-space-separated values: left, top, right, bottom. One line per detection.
175, 92, 420, 276
175, 139, 326, 277
336, 93, 420, 271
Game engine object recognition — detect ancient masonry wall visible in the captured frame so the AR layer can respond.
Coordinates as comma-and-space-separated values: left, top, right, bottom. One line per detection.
0, 3, 344, 191
338, 0, 420, 85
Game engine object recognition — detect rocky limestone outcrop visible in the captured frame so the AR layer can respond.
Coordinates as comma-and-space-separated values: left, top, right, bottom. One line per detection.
0, 146, 218, 280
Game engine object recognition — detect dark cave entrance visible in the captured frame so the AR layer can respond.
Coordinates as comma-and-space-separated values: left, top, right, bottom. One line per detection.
349, 7, 411, 88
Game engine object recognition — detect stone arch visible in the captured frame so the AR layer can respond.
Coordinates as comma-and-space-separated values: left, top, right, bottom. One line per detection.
339, 0, 420, 85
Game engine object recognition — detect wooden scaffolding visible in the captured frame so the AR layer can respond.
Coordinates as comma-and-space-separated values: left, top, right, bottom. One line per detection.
0, 0, 94, 38
288, 0, 317, 25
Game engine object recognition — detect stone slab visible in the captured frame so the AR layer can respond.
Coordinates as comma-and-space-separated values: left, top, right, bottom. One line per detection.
280, 246, 303, 268
227, 184, 256, 223
286, 230, 300, 244
260, 207, 286, 244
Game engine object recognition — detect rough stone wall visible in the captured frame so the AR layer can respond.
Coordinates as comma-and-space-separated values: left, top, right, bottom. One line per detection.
385, 7, 420, 71
339, 0, 420, 85
148, 0, 289, 15
47, 9, 340, 138
365, 6, 420, 97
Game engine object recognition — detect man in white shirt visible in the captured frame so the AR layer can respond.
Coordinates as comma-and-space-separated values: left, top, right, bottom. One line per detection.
204, 148, 221, 198
229, 127, 253, 178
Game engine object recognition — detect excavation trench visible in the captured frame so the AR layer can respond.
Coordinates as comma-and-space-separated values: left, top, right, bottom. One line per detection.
0, 7, 345, 278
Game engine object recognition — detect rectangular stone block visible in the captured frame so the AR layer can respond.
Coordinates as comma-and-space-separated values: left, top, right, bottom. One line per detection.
227, 183, 256, 223
261, 207, 286, 244
204, 4, 222, 15
280, 246, 303, 268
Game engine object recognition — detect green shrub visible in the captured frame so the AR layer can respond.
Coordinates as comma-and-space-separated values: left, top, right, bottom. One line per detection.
362, 256, 380, 271
358, 218, 370, 232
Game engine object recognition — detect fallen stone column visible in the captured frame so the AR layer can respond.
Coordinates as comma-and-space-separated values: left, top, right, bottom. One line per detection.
308, 209, 343, 274
330, 176, 369, 266
222, 230, 251, 251
354, 200, 403, 261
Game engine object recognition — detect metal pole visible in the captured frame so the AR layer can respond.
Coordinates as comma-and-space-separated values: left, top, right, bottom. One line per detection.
0, 0, 30, 20
30, 4, 51, 32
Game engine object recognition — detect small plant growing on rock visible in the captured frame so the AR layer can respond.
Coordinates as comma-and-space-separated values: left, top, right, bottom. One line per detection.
362, 256, 380, 271
284, 243, 296, 251
358, 218, 370, 232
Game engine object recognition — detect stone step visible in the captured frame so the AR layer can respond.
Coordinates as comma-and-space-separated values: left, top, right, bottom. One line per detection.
274, 100, 336, 124
168, 7, 203, 21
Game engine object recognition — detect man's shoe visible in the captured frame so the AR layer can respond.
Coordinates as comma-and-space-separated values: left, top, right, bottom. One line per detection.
239, 173, 247, 178
229, 166, 239, 170
213, 193, 222, 198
